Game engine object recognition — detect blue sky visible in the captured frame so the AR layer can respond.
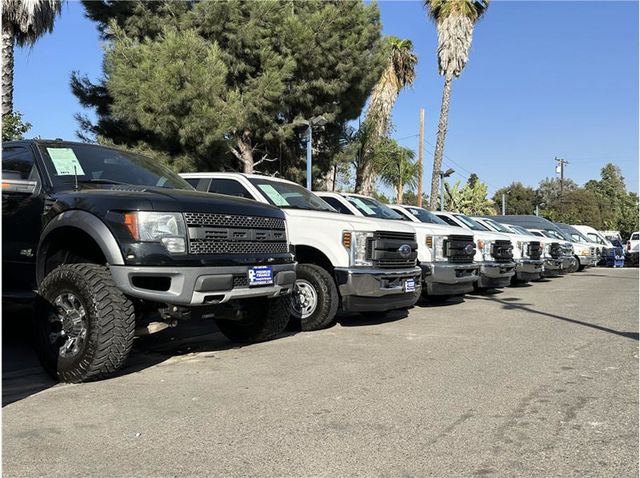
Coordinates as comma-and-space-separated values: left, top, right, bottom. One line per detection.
13, 0, 639, 195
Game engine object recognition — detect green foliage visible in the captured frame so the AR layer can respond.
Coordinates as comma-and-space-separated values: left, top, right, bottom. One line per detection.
2, 111, 31, 140
492, 182, 537, 215
370, 190, 391, 204
376, 139, 419, 201
541, 188, 606, 229
444, 175, 495, 214
73, 0, 385, 177
583, 163, 639, 238
402, 190, 429, 207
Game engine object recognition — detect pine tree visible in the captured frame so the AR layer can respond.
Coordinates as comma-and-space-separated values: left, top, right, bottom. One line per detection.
72, 0, 385, 177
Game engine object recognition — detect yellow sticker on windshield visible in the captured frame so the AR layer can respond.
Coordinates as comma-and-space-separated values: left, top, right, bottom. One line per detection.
47, 147, 85, 176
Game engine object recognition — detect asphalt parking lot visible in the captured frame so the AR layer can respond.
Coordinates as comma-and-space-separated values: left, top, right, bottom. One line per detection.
3, 267, 638, 477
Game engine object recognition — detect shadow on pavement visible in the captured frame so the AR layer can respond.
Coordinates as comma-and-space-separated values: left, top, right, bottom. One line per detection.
466, 294, 639, 341
2, 303, 57, 407
417, 295, 466, 308
2, 302, 296, 406
337, 308, 409, 327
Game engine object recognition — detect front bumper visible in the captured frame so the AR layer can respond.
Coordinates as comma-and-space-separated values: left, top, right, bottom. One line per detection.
515, 259, 544, 282
110, 263, 296, 306
561, 256, 577, 273
422, 262, 478, 296
577, 254, 598, 267
542, 258, 564, 277
334, 266, 422, 312
477, 261, 516, 289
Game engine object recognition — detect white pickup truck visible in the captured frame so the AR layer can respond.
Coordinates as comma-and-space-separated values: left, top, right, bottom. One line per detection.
485, 221, 564, 278
315, 193, 478, 297
432, 211, 516, 288
627, 231, 639, 266
471, 216, 546, 282
180, 173, 422, 331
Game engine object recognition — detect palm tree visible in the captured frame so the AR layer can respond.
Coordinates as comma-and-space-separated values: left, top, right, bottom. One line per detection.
355, 36, 418, 195
424, 0, 490, 210
2, 0, 62, 116
377, 139, 419, 204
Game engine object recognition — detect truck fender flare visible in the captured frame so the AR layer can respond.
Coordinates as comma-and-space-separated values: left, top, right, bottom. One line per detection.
37, 210, 124, 284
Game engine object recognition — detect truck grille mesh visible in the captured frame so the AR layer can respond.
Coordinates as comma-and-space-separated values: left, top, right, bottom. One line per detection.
368, 231, 418, 269
185, 212, 287, 256
528, 241, 542, 260
491, 240, 514, 262
445, 234, 475, 264
184, 212, 285, 230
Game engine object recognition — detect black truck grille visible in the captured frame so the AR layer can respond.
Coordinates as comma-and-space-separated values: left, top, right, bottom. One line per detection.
491, 240, 513, 262
445, 234, 475, 264
527, 241, 542, 260
549, 243, 562, 259
367, 231, 418, 269
185, 212, 287, 256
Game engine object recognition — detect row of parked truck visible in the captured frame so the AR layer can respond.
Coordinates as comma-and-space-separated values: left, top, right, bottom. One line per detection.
0, 140, 625, 383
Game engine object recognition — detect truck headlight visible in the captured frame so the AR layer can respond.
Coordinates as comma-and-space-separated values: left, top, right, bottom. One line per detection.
426, 235, 448, 262
124, 211, 187, 254
476, 239, 493, 261
511, 240, 523, 260
344, 231, 374, 267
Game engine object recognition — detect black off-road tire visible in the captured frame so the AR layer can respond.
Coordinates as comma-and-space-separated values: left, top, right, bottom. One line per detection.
35, 264, 135, 383
289, 263, 339, 331
215, 295, 290, 343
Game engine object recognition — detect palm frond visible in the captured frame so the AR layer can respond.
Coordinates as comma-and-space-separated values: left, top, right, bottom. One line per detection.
3, 0, 62, 46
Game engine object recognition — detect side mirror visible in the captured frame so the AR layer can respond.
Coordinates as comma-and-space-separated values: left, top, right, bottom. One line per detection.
2, 178, 37, 195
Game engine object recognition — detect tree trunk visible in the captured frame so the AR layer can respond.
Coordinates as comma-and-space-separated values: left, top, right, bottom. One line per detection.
429, 75, 453, 210
2, 23, 14, 117
323, 163, 336, 192
236, 129, 254, 173
397, 180, 403, 203
356, 161, 376, 196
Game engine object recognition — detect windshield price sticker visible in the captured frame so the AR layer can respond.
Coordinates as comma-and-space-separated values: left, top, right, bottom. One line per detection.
258, 184, 289, 207
47, 148, 85, 176
248, 266, 273, 286
351, 197, 375, 215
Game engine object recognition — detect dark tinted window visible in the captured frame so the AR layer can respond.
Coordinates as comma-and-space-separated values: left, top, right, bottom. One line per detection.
391, 207, 415, 221
322, 196, 353, 215
209, 178, 253, 199
2, 146, 36, 180
184, 178, 200, 188
436, 214, 460, 228
37, 143, 192, 190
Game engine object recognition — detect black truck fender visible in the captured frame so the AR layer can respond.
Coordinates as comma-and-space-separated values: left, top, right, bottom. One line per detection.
36, 210, 124, 286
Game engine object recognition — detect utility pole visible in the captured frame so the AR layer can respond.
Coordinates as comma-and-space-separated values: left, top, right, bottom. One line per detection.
502, 193, 506, 215
417, 108, 424, 207
554, 156, 569, 213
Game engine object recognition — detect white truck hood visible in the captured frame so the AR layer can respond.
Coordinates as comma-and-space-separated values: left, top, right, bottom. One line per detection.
281, 209, 417, 268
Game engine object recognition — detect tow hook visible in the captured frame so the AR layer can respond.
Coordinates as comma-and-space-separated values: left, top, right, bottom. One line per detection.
135, 305, 189, 337
160, 305, 191, 321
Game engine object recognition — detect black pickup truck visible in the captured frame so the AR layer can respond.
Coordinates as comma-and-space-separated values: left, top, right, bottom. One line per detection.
2, 140, 296, 382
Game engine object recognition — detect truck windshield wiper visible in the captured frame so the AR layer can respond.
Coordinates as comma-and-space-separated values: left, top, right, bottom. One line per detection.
78, 178, 127, 185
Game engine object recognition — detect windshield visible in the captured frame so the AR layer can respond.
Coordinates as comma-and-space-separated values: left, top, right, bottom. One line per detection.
38, 143, 192, 190
248, 177, 335, 212
545, 229, 569, 241
483, 218, 512, 233
406, 207, 448, 225
345, 195, 404, 220
561, 227, 591, 244
509, 225, 533, 237
453, 214, 489, 231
